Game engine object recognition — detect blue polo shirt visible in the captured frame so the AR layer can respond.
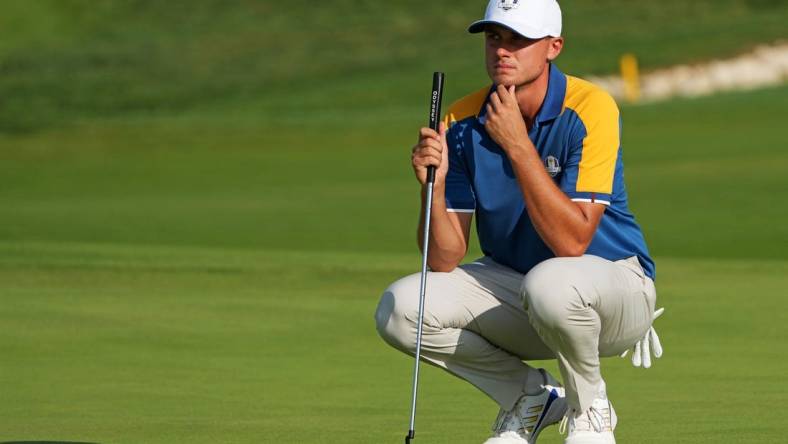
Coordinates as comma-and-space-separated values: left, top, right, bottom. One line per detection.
442, 65, 655, 280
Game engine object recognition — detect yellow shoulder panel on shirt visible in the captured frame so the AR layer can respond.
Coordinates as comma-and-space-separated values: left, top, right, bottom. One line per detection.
564, 76, 620, 195
442, 86, 490, 128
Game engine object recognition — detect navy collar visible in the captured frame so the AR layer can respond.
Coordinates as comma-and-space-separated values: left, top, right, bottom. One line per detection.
536, 64, 567, 123
477, 64, 567, 125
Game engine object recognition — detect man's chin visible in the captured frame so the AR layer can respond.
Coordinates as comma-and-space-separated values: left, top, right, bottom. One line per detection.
492, 78, 509, 87
491, 74, 518, 87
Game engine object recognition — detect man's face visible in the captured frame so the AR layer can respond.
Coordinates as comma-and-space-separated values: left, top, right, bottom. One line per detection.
484, 25, 563, 87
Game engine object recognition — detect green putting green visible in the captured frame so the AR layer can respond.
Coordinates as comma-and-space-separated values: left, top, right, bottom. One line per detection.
1, 85, 786, 442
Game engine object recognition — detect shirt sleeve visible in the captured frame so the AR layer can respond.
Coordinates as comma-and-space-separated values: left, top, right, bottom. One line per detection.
559, 91, 620, 206
442, 119, 475, 212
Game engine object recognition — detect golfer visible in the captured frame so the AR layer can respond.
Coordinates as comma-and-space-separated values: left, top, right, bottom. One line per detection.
375, 1, 664, 443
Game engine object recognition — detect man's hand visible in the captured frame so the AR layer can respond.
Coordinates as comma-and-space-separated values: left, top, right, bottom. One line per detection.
411, 121, 449, 187
484, 84, 530, 153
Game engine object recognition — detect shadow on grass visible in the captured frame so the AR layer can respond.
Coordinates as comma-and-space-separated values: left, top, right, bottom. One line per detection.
1, 442, 100, 444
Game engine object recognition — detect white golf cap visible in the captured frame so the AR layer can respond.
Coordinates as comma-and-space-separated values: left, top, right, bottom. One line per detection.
468, 0, 562, 38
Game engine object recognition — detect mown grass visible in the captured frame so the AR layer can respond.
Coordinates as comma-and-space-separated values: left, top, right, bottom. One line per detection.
0, 247, 785, 443
1, 1, 787, 442
1, 84, 787, 442
2, 86, 787, 259
0, 0, 786, 131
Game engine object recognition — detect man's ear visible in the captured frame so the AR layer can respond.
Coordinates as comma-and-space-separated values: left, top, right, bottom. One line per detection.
547, 37, 564, 62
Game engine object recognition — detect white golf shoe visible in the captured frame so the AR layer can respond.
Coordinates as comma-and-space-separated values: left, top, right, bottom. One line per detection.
559, 381, 617, 444
483, 369, 567, 444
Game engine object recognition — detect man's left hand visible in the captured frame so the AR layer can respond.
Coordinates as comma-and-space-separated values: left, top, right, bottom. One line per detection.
484, 84, 530, 153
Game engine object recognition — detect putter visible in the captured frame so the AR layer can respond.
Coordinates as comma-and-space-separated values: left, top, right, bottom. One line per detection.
405, 71, 444, 444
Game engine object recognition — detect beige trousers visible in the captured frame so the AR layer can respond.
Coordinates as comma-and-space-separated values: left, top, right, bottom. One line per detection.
374, 255, 656, 412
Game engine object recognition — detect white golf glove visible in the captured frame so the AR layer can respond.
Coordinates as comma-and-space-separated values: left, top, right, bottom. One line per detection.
620, 307, 664, 368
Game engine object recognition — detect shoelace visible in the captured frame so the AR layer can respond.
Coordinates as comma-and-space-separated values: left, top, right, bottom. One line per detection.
558, 406, 605, 435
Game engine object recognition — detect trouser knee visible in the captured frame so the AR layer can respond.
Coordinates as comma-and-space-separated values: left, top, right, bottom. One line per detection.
521, 259, 587, 332
374, 277, 419, 353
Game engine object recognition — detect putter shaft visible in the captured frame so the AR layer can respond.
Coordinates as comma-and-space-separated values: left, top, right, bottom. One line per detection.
405, 71, 444, 444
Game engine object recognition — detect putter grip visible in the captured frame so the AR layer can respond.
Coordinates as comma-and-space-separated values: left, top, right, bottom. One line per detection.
427, 71, 445, 185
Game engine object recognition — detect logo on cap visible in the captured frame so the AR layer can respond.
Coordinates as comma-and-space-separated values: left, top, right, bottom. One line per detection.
498, 0, 520, 11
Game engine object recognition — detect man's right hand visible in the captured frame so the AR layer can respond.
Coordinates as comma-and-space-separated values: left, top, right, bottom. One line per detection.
411, 121, 449, 187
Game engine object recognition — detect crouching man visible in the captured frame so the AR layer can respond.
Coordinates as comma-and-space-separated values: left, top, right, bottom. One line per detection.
375, 1, 663, 443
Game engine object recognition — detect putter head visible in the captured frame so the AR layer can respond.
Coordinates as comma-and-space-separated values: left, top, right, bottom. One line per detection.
406, 429, 415, 443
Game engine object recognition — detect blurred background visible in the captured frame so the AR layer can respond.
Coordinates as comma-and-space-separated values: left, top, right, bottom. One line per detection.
0, 1, 786, 443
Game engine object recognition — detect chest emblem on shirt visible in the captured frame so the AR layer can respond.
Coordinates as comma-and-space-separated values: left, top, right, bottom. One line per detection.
545, 155, 562, 177
498, 0, 520, 11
